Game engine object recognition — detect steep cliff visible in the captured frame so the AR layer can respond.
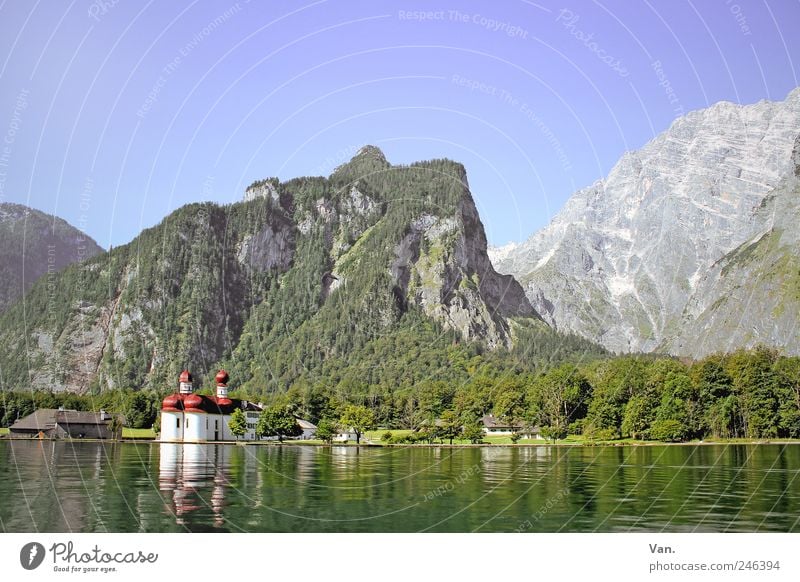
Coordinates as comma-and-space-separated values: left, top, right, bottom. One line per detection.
0, 147, 576, 394
664, 134, 800, 356
492, 88, 800, 355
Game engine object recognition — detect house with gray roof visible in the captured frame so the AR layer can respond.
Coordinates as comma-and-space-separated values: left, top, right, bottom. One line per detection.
481, 414, 542, 439
9, 409, 123, 439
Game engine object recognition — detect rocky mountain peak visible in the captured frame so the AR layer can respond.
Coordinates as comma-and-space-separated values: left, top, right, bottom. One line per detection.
330, 145, 391, 181
492, 88, 800, 355
0, 151, 555, 393
354, 144, 388, 164
244, 178, 280, 203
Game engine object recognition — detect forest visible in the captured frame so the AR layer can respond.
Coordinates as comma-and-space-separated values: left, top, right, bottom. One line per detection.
2, 346, 798, 442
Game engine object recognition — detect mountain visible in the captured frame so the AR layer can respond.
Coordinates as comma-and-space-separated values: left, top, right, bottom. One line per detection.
0, 203, 103, 312
0, 147, 601, 393
492, 88, 800, 356
664, 135, 800, 356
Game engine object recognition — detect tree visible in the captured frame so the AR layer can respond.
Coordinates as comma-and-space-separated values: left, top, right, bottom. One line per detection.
529, 364, 591, 437
417, 425, 436, 444
256, 406, 302, 442
453, 378, 490, 423
621, 395, 655, 439
541, 424, 567, 442
123, 391, 157, 429
339, 404, 375, 444
108, 415, 123, 440
228, 408, 247, 438
726, 347, 779, 438
462, 420, 485, 444
417, 380, 455, 421
584, 357, 647, 438
653, 370, 696, 437
438, 409, 461, 445
649, 419, 687, 442
315, 417, 337, 444
775, 356, 800, 437
493, 381, 526, 426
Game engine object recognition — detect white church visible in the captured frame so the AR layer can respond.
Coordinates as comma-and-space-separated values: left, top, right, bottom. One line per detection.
159, 370, 264, 443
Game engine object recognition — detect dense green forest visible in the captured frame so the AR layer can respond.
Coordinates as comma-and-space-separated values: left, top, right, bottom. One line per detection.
1, 148, 798, 443
0, 149, 599, 395
3, 346, 798, 442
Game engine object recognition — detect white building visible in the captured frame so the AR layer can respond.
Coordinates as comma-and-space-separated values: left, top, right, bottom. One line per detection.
297, 418, 318, 440
333, 426, 360, 442
481, 414, 542, 439
160, 370, 262, 443
159, 370, 318, 443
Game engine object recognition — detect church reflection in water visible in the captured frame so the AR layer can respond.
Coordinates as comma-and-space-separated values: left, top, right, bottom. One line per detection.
158, 443, 233, 528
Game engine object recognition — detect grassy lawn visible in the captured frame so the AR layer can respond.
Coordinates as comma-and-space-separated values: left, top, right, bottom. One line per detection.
0, 428, 8, 435
122, 427, 156, 439
365, 429, 412, 442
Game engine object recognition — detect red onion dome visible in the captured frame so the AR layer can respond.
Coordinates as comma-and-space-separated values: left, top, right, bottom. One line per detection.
179, 370, 193, 383
162, 393, 182, 411
215, 370, 229, 385
184, 393, 204, 410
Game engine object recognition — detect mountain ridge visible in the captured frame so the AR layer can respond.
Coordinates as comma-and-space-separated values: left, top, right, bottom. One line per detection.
0, 202, 104, 313
491, 87, 800, 356
0, 148, 600, 394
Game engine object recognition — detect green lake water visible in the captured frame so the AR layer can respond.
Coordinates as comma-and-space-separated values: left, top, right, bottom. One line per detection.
0, 440, 798, 532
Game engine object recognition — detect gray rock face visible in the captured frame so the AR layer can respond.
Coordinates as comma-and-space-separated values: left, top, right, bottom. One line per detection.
244, 179, 280, 203
331, 151, 538, 349
664, 134, 800, 356
237, 215, 295, 272
492, 88, 800, 354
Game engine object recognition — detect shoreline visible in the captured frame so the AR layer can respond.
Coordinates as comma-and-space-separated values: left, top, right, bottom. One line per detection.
3, 436, 800, 447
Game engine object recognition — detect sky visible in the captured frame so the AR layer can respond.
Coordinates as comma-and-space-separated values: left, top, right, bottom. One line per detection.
0, 0, 798, 249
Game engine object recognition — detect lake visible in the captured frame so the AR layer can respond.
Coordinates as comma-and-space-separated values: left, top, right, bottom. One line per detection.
0, 440, 798, 532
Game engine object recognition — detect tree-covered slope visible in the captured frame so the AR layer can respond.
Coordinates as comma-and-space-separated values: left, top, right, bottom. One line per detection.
0, 147, 604, 394
0, 203, 103, 312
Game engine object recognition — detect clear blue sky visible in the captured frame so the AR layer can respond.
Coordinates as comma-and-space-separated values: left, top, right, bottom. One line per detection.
0, 0, 798, 249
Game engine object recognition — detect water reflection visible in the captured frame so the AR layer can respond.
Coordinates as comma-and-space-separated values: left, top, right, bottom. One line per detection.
158, 443, 232, 528
1, 442, 799, 532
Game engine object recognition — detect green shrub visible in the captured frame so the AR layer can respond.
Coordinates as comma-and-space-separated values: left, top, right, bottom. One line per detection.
648, 419, 688, 442
567, 419, 585, 435
585, 426, 618, 441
